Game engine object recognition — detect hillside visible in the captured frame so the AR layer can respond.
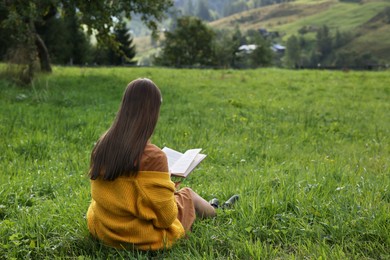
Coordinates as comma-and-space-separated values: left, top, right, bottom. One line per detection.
209, 0, 390, 62
133, 0, 390, 64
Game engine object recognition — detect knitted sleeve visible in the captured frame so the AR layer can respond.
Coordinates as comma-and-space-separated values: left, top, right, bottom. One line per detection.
138, 144, 178, 229
146, 180, 178, 229
135, 174, 178, 229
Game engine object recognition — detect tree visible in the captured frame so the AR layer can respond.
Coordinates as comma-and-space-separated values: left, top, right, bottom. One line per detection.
285, 35, 301, 68
108, 21, 136, 65
249, 42, 273, 68
36, 6, 93, 65
36, 11, 72, 65
335, 51, 377, 68
0, 3, 12, 60
309, 49, 320, 68
316, 25, 333, 63
246, 29, 273, 68
333, 30, 352, 50
1, 0, 173, 84
63, 7, 93, 65
155, 16, 215, 67
230, 26, 246, 67
213, 28, 242, 68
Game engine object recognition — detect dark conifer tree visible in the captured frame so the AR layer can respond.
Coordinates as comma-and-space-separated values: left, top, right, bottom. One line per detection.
109, 22, 136, 65
316, 25, 333, 63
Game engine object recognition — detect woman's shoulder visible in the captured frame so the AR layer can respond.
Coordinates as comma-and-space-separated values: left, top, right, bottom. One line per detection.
143, 143, 167, 160
139, 143, 168, 172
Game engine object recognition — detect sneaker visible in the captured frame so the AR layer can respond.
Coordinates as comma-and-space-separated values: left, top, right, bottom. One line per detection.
222, 195, 239, 209
209, 198, 219, 209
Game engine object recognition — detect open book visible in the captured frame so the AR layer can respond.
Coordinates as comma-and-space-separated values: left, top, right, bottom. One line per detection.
162, 147, 207, 178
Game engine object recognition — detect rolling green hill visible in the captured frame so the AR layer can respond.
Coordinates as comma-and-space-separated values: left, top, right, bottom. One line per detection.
133, 0, 390, 64
209, 0, 390, 62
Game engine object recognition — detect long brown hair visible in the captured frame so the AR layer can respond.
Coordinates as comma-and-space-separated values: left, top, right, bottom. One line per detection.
89, 78, 162, 180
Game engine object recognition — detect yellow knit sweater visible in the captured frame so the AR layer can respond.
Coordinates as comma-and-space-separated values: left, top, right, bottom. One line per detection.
87, 144, 185, 250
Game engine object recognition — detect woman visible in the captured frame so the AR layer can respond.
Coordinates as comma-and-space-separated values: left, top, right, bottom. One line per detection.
86, 78, 216, 250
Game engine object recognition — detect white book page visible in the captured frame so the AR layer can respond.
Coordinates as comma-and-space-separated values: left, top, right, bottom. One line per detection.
162, 147, 183, 168
183, 153, 207, 177
170, 148, 202, 175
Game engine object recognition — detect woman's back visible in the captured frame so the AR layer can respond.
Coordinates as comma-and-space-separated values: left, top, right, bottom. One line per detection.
87, 143, 185, 250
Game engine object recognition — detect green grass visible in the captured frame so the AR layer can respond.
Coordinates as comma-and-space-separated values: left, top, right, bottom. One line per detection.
0, 66, 389, 259
276, 1, 390, 35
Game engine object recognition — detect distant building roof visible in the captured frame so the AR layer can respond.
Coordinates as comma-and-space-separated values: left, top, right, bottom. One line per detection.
238, 44, 257, 53
271, 44, 286, 53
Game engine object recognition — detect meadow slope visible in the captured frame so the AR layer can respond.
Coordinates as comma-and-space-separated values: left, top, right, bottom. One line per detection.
0, 67, 389, 259
217, 0, 390, 62
135, 0, 390, 63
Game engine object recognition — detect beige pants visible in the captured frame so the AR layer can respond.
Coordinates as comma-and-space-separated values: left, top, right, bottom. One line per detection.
174, 187, 196, 231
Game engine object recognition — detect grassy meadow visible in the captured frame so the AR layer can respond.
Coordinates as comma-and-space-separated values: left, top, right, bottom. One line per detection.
207, 0, 390, 62
0, 67, 389, 259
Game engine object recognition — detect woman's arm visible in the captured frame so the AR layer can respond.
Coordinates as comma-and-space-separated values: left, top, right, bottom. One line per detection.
138, 144, 178, 228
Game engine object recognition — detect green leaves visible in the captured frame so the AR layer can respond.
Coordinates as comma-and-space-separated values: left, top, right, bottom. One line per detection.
156, 16, 215, 67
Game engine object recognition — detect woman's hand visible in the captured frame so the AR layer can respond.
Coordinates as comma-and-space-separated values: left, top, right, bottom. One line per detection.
174, 181, 181, 189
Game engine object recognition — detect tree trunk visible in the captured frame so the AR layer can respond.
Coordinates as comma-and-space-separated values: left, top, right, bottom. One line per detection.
22, 20, 39, 85
35, 33, 52, 73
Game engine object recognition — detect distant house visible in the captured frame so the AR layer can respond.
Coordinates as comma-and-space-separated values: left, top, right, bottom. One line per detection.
238, 44, 257, 54
271, 44, 285, 54
238, 43, 286, 55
